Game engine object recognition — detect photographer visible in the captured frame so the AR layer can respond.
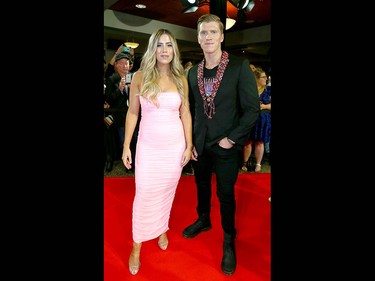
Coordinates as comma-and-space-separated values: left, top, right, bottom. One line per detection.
105, 52, 136, 171
105, 44, 135, 81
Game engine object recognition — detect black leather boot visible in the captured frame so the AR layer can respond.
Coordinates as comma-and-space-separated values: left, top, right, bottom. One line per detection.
221, 232, 236, 275
182, 213, 212, 238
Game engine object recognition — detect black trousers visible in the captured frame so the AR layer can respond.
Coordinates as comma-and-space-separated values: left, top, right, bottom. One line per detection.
192, 144, 240, 235
104, 124, 116, 163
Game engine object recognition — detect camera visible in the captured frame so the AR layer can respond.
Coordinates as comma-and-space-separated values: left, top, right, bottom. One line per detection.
125, 73, 133, 84
122, 46, 131, 53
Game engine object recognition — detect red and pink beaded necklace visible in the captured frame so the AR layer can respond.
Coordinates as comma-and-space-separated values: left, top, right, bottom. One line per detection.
197, 51, 229, 119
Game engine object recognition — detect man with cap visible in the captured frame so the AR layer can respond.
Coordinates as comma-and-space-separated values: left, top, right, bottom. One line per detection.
104, 52, 137, 172
105, 45, 135, 81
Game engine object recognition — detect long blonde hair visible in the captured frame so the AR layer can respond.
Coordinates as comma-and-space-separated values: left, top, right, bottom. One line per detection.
138, 29, 185, 105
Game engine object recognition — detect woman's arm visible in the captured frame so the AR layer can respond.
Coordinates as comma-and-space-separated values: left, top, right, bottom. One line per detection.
180, 76, 194, 165
122, 71, 141, 169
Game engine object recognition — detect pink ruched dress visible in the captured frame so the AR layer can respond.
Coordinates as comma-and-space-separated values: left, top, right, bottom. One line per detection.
132, 92, 185, 243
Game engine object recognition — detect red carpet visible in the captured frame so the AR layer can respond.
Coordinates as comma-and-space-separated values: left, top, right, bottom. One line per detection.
104, 173, 270, 281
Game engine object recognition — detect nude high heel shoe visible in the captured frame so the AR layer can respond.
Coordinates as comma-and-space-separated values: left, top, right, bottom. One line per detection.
129, 242, 142, 275
158, 233, 169, 250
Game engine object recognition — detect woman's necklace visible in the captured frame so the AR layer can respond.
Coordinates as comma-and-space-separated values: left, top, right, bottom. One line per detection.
197, 51, 229, 119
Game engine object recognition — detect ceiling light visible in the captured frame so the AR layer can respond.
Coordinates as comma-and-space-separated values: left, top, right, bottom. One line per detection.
181, 0, 198, 6
124, 42, 139, 49
226, 17, 236, 30
182, 5, 199, 13
135, 4, 146, 9
239, 0, 250, 10
181, 0, 209, 13
228, 0, 243, 8
229, 0, 255, 12
245, 0, 255, 12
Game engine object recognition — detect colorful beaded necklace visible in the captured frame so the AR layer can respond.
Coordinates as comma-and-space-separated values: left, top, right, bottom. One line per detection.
197, 51, 229, 119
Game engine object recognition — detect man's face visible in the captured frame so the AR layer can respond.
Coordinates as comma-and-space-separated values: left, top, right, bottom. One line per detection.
197, 21, 224, 54
115, 58, 130, 76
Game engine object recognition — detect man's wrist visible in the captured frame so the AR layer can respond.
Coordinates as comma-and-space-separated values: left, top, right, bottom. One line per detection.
227, 138, 235, 145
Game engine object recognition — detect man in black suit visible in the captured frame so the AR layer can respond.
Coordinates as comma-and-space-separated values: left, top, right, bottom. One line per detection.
182, 14, 260, 276
105, 52, 138, 172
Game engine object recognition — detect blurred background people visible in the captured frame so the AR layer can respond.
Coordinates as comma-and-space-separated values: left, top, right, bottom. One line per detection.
241, 67, 271, 172
103, 57, 117, 172
104, 52, 133, 171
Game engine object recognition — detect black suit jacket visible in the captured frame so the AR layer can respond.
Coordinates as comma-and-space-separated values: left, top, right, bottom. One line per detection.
188, 54, 260, 155
104, 72, 129, 128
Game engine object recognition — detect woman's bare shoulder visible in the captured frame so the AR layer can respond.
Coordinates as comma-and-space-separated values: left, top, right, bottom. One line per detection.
132, 70, 143, 78
131, 70, 144, 84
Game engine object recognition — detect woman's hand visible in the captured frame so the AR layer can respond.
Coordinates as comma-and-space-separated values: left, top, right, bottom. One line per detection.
181, 148, 193, 167
122, 147, 132, 169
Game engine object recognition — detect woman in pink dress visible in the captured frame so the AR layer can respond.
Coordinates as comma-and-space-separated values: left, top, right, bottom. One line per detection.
122, 29, 193, 275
